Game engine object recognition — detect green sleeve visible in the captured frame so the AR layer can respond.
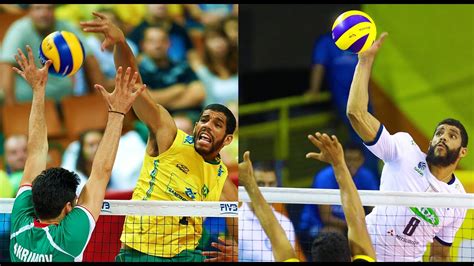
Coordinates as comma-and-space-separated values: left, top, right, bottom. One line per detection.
11, 187, 35, 231
57, 206, 95, 257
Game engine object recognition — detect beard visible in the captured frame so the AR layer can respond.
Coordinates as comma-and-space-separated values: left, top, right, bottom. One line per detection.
426, 143, 460, 167
193, 131, 226, 157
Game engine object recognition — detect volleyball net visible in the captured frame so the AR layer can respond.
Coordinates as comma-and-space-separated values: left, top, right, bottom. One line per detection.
0, 199, 239, 262
1, 188, 473, 262
238, 187, 474, 262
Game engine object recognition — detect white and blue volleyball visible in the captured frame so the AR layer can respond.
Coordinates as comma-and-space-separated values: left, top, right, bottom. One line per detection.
39, 31, 85, 77
331, 10, 377, 54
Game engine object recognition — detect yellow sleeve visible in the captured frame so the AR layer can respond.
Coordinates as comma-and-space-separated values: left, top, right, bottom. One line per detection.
283, 258, 300, 262
352, 255, 375, 262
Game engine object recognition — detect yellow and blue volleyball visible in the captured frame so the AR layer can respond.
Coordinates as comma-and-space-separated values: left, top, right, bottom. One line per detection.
331, 10, 377, 54
39, 31, 85, 77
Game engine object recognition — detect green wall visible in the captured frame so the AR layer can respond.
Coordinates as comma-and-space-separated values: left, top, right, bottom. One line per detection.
363, 4, 474, 169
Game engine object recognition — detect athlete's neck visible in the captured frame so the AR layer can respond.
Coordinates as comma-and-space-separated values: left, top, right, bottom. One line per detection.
38, 217, 60, 225
428, 163, 456, 183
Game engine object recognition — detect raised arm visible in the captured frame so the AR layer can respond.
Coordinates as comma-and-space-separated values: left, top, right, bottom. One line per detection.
346, 33, 388, 143
12, 46, 52, 186
306, 132, 375, 260
77, 67, 144, 221
239, 151, 297, 262
80, 12, 176, 155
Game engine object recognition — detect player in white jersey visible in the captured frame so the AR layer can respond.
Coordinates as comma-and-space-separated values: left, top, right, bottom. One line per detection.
346, 32, 468, 262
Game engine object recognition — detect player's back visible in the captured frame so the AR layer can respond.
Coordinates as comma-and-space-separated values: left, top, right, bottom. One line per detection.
10, 186, 95, 262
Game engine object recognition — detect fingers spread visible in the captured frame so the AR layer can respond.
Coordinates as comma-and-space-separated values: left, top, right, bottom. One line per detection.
115, 66, 123, 86
26, 45, 34, 64
42, 60, 52, 71
123, 67, 132, 85
92, 11, 107, 19
308, 134, 322, 149
12, 67, 23, 76
129, 71, 139, 89
94, 84, 108, 98
306, 152, 321, 160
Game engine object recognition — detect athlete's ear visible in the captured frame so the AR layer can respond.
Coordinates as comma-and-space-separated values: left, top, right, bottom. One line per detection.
223, 134, 234, 146
192, 122, 198, 135
459, 147, 468, 158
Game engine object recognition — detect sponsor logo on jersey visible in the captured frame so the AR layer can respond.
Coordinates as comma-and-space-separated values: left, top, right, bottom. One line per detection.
184, 135, 194, 145
414, 161, 426, 176
217, 165, 224, 177
410, 207, 440, 226
167, 187, 188, 201
202, 185, 209, 198
176, 163, 189, 174
386, 229, 420, 246
185, 187, 197, 200
220, 203, 238, 215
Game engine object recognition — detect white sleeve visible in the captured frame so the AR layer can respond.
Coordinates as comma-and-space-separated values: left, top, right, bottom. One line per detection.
434, 208, 467, 246
364, 124, 412, 163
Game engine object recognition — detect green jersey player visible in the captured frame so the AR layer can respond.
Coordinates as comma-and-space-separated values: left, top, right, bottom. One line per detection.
9, 45, 144, 262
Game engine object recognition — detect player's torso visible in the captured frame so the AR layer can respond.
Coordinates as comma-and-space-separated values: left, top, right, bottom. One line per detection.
369, 146, 465, 261
122, 130, 227, 257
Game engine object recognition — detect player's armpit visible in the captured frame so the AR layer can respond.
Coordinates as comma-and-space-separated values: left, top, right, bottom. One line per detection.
429, 237, 452, 262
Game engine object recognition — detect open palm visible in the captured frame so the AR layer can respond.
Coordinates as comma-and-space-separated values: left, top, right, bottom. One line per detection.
12, 45, 52, 91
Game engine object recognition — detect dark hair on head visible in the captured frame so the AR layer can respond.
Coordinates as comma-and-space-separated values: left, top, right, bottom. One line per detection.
32, 168, 80, 220
203, 25, 238, 76
344, 141, 364, 152
436, 118, 468, 147
252, 160, 275, 172
311, 231, 351, 262
202, 104, 236, 135
76, 129, 103, 177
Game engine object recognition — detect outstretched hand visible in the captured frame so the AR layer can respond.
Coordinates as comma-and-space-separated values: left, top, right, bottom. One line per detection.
95, 66, 146, 115
202, 237, 238, 262
238, 151, 254, 188
12, 45, 52, 91
306, 132, 345, 167
358, 32, 388, 60
80, 12, 125, 51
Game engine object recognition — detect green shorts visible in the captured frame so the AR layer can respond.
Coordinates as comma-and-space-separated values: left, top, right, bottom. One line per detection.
115, 247, 206, 262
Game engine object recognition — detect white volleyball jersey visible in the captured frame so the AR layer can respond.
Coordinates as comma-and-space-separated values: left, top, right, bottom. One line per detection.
238, 202, 296, 262
364, 125, 466, 262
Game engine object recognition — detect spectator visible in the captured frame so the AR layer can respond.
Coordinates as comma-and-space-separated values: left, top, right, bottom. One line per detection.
4, 134, 27, 194
54, 4, 147, 36
61, 125, 146, 194
189, 25, 238, 107
138, 26, 205, 117
85, 7, 139, 88
222, 15, 238, 48
298, 142, 379, 261
0, 4, 108, 104
239, 160, 299, 262
183, 4, 238, 29
128, 4, 194, 62
304, 21, 379, 178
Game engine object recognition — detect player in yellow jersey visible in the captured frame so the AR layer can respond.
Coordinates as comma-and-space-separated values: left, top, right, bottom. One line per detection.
238, 132, 376, 262
80, 12, 238, 262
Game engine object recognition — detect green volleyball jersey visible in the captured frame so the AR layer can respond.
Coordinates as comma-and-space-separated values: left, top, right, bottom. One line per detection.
9, 185, 95, 262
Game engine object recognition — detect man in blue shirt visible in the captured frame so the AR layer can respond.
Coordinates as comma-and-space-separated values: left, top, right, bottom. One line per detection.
298, 142, 379, 261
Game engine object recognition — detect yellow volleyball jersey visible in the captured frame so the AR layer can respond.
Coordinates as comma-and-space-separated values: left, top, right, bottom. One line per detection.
120, 129, 228, 257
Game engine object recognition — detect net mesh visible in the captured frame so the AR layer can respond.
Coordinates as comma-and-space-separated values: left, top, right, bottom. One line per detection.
0, 198, 238, 262
238, 187, 474, 262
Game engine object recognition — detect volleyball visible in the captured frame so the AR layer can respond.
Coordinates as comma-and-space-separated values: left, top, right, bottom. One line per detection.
39, 31, 85, 77
331, 10, 377, 54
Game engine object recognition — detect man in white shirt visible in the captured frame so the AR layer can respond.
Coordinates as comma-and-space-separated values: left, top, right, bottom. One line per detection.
346, 32, 468, 262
